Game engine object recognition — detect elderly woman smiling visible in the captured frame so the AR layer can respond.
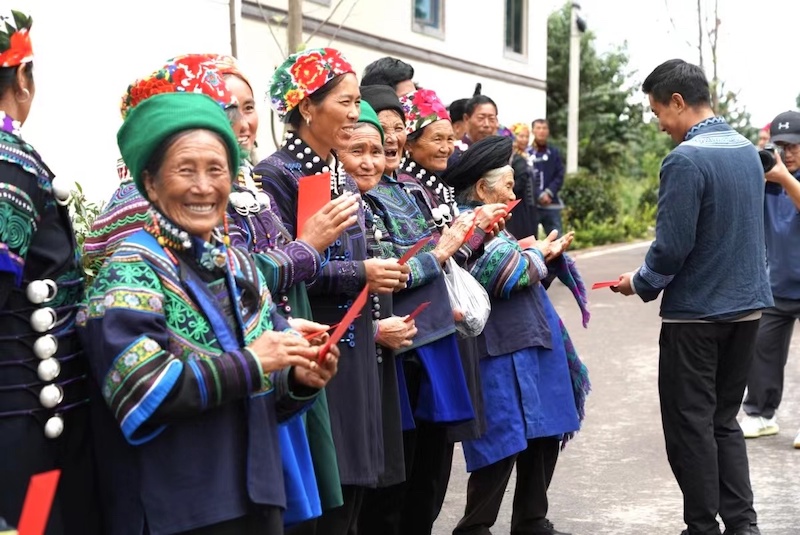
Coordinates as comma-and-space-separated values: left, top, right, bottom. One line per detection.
78, 92, 339, 535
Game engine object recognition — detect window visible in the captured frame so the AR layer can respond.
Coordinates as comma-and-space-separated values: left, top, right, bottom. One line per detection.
307, 0, 331, 5
413, 0, 444, 38
505, 0, 527, 57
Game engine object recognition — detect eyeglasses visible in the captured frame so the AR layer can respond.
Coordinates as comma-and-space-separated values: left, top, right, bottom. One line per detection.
776, 143, 800, 153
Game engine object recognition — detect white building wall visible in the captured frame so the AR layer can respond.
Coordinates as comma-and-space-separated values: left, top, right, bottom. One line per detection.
19, 0, 548, 204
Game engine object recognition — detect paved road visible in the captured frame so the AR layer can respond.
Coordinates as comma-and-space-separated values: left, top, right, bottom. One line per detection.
433, 242, 800, 535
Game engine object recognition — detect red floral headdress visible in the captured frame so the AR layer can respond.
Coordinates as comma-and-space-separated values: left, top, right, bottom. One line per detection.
0, 10, 33, 68
120, 54, 237, 119
269, 47, 354, 122
399, 88, 451, 136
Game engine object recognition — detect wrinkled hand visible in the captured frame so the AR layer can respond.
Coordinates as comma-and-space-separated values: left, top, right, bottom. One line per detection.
247, 330, 320, 375
299, 192, 360, 252
364, 258, 410, 293
610, 271, 635, 296
293, 342, 339, 389
541, 231, 574, 261
475, 203, 508, 236
376, 316, 418, 350
433, 212, 476, 263
287, 318, 330, 344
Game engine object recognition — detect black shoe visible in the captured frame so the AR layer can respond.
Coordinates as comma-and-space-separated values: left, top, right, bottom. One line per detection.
722, 525, 761, 535
532, 519, 572, 535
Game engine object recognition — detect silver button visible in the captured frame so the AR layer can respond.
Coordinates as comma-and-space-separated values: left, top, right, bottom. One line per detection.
26, 279, 57, 304
30, 307, 57, 333
44, 414, 64, 439
37, 358, 61, 382
39, 384, 64, 409
33, 334, 58, 360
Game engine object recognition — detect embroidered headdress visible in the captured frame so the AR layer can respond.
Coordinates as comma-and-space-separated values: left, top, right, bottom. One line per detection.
120, 54, 236, 119
210, 53, 253, 91
268, 47, 354, 122
0, 10, 32, 68
399, 88, 450, 136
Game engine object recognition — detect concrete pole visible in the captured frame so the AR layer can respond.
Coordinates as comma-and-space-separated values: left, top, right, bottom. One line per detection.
566, 2, 581, 174
288, 0, 304, 55
229, 0, 240, 57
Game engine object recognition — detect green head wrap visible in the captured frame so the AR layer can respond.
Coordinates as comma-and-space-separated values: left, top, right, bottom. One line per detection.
117, 92, 240, 198
358, 100, 384, 143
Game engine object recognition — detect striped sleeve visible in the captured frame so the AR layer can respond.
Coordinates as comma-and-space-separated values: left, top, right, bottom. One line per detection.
78, 256, 267, 445
469, 233, 548, 299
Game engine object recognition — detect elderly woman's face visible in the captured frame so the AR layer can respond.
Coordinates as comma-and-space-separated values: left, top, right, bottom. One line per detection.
407, 120, 455, 172
144, 130, 231, 242
340, 125, 385, 193
477, 169, 515, 205
307, 73, 360, 152
225, 74, 259, 154
377, 110, 406, 174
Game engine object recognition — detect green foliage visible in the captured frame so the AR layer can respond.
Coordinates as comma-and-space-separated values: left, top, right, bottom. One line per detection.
68, 182, 103, 284
546, 4, 667, 248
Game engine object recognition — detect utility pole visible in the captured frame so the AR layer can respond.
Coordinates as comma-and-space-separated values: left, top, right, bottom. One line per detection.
566, 2, 585, 174
288, 0, 304, 55
229, 0, 240, 57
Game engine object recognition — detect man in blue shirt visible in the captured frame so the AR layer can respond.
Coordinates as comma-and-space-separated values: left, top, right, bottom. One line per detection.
529, 119, 565, 237
612, 59, 772, 535
740, 110, 800, 449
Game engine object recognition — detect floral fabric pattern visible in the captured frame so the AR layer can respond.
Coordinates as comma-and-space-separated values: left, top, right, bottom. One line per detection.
399, 87, 451, 136
269, 47, 354, 121
0, 10, 33, 68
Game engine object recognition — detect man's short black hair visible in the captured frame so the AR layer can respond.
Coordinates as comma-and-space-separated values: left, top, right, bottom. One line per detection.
465, 95, 498, 117
361, 57, 415, 90
642, 59, 711, 107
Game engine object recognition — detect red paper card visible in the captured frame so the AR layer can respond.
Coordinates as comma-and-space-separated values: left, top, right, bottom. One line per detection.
404, 301, 431, 322
398, 237, 432, 265
487, 199, 521, 229
18, 469, 60, 535
591, 280, 620, 290
517, 235, 538, 249
297, 172, 331, 237
318, 286, 370, 360
304, 315, 362, 340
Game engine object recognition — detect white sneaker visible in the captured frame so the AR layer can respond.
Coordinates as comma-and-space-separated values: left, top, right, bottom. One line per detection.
739, 415, 779, 438
793, 428, 800, 449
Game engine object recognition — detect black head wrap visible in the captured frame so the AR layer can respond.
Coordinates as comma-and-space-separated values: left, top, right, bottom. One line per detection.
360, 85, 405, 122
441, 135, 513, 193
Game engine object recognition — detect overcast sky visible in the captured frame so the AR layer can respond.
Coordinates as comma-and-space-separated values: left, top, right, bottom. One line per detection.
544, 0, 800, 128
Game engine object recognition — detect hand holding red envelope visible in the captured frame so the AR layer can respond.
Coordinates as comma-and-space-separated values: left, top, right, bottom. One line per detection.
317, 286, 370, 360
591, 280, 620, 290
404, 301, 431, 323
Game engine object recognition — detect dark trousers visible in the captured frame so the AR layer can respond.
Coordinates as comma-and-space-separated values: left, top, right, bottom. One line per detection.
742, 298, 800, 418
659, 322, 759, 535
453, 437, 560, 535
357, 358, 455, 535
177, 507, 282, 535
287, 485, 364, 535
537, 209, 563, 237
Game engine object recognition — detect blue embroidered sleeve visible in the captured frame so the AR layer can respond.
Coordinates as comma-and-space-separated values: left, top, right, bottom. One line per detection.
469, 232, 548, 299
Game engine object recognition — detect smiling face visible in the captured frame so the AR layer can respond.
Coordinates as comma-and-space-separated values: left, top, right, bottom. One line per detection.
407, 120, 455, 172
340, 124, 385, 193
648, 93, 689, 144
224, 74, 258, 154
144, 130, 232, 242
377, 109, 406, 173
301, 73, 361, 154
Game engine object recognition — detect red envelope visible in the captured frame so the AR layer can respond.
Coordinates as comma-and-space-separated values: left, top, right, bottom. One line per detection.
398, 237, 432, 265
591, 280, 620, 290
297, 172, 331, 237
517, 235, 538, 249
487, 199, 521, 229
318, 286, 370, 360
18, 470, 60, 535
303, 315, 362, 340
404, 301, 431, 322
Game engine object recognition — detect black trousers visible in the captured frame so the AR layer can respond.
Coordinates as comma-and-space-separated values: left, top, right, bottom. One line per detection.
453, 437, 560, 535
659, 322, 759, 535
357, 358, 455, 535
742, 298, 800, 418
287, 485, 364, 535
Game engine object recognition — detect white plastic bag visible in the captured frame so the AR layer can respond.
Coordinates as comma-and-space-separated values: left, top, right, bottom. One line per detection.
443, 258, 491, 337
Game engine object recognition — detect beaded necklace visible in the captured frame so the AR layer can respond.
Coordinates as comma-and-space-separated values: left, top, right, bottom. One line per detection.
283, 132, 346, 194
400, 158, 459, 227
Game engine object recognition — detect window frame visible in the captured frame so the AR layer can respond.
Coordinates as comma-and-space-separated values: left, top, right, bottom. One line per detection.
412, 0, 445, 40
504, 0, 528, 61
